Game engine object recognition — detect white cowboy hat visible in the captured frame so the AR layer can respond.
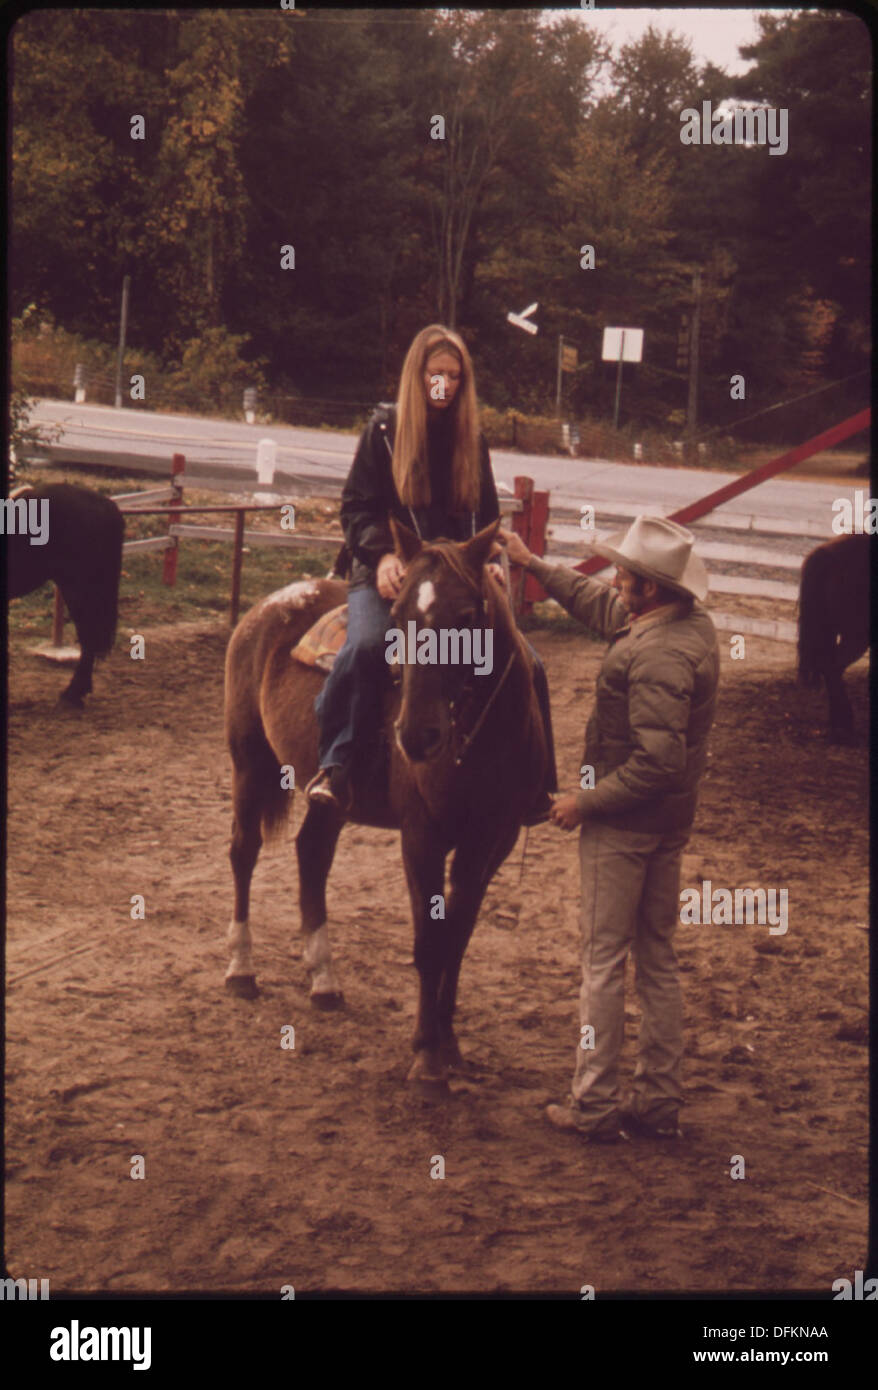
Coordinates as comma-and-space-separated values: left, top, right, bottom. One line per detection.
586, 514, 709, 601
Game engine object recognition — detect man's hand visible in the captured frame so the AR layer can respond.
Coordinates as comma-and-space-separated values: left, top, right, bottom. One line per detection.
550, 793, 585, 831
377, 552, 406, 599
499, 527, 532, 569
485, 562, 507, 589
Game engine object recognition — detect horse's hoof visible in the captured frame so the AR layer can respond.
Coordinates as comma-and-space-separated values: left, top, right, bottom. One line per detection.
407, 1053, 450, 1094
55, 697, 84, 715
442, 1052, 483, 1078
310, 990, 345, 1011
437, 1040, 468, 1073
225, 974, 259, 1000
407, 1074, 450, 1099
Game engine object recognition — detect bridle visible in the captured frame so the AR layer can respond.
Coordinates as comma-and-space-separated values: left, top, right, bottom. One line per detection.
391, 555, 520, 769
448, 646, 517, 767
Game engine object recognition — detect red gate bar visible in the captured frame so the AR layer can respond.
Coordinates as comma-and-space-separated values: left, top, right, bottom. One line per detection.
570, 408, 871, 578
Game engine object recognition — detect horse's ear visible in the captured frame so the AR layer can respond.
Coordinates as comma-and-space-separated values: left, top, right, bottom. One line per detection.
461, 519, 501, 574
390, 516, 422, 563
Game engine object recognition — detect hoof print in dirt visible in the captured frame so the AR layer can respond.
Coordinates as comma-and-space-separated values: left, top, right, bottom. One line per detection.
310, 990, 344, 1011
754, 940, 783, 955
225, 975, 259, 1000
834, 1022, 868, 1045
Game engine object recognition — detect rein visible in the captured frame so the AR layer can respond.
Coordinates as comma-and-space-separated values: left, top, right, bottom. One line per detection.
450, 647, 517, 767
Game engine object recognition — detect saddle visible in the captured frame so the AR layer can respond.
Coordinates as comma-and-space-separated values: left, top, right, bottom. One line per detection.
290, 603, 348, 674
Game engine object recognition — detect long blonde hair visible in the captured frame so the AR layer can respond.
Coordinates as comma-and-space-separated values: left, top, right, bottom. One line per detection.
392, 324, 481, 510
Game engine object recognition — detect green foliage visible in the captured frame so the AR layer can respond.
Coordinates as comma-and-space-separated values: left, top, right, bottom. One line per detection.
163, 328, 267, 415
9, 8, 870, 445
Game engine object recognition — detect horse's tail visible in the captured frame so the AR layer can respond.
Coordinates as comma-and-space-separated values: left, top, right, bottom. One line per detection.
79, 496, 125, 658
259, 748, 294, 844
797, 542, 833, 685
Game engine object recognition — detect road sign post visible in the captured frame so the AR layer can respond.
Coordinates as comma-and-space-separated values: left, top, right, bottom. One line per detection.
114, 275, 131, 410
602, 327, 644, 433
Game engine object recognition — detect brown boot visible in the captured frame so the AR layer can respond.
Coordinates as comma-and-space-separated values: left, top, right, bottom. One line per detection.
305, 766, 351, 814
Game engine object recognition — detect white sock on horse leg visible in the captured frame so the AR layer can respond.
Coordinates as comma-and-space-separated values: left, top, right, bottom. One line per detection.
226, 918, 254, 977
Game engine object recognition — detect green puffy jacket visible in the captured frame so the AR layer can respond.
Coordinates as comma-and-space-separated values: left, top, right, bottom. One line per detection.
528, 556, 720, 833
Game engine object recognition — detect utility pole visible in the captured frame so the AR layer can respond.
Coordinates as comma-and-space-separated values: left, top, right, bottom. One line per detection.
555, 335, 564, 416
686, 267, 702, 460
114, 275, 131, 409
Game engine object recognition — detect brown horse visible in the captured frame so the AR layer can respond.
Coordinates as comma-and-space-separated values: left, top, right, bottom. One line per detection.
223, 518, 548, 1091
797, 532, 871, 743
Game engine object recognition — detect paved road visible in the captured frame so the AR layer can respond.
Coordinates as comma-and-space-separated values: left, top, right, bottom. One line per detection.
28, 398, 863, 535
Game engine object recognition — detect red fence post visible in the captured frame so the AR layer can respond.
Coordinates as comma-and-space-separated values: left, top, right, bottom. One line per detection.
511, 476, 549, 615
162, 453, 185, 586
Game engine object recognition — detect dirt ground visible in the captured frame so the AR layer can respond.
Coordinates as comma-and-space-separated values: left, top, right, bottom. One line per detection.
4, 598, 869, 1295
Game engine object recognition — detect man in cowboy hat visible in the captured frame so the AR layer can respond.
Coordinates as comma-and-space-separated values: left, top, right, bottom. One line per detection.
501, 515, 720, 1142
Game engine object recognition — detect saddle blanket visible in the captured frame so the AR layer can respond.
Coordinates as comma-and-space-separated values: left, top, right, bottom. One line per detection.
290, 603, 348, 674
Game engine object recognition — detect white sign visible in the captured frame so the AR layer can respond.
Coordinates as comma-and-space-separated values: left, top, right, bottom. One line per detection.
602, 327, 644, 363
257, 438, 277, 485
507, 301, 539, 335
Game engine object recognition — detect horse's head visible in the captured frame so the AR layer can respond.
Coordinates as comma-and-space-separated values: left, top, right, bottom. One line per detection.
388, 517, 502, 764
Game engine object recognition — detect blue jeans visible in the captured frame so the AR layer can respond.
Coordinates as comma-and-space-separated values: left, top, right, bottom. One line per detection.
315, 585, 393, 771
315, 584, 557, 791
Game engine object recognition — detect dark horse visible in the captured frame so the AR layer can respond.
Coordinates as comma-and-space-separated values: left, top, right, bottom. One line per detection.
223, 518, 548, 1091
797, 532, 871, 743
6, 482, 124, 707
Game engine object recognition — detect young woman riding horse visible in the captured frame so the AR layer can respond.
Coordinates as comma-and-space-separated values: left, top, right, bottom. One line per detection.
305, 323, 557, 821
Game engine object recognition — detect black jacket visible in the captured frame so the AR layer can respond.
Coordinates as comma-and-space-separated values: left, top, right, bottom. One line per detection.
340, 403, 500, 590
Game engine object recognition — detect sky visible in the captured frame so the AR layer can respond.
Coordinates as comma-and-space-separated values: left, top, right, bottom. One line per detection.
563, 5, 767, 76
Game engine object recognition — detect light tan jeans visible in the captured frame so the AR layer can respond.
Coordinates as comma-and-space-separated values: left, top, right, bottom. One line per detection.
569, 820, 690, 1129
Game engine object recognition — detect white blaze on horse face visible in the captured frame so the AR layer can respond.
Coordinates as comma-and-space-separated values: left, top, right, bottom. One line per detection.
263, 581, 319, 609
226, 918, 254, 978
416, 581, 436, 619
302, 923, 341, 997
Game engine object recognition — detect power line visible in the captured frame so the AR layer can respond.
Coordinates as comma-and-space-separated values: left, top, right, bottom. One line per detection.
691, 370, 869, 442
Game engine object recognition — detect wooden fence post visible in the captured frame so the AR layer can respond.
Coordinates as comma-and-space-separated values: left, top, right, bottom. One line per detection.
162, 453, 185, 586
229, 509, 246, 627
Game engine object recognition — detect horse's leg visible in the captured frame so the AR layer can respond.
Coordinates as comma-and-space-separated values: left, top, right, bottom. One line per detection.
225, 765, 266, 999
296, 803, 345, 1009
59, 643, 95, 708
402, 826, 450, 1090
437, 826, 519, 1071
822, 625, 861, 742
824, 664, 856, 744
